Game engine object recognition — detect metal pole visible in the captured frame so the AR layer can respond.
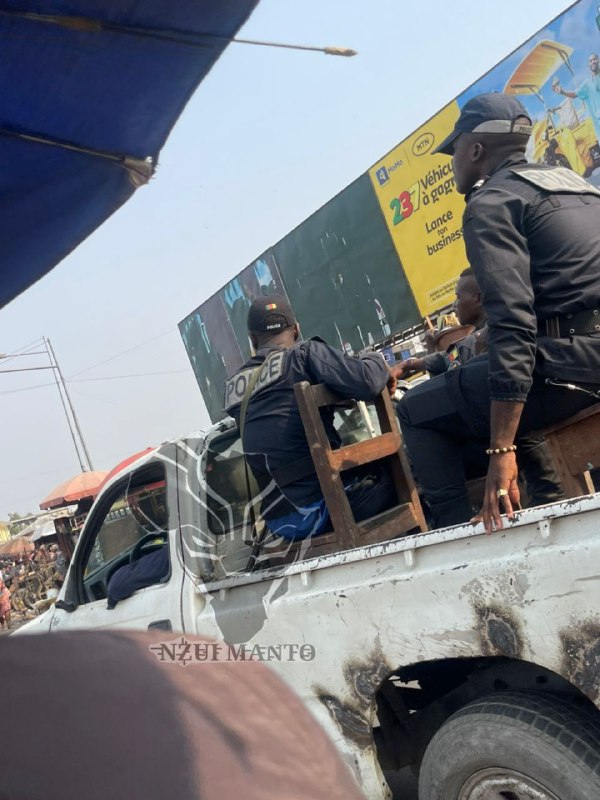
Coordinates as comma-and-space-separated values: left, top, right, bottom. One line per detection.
44, 337, 94, 471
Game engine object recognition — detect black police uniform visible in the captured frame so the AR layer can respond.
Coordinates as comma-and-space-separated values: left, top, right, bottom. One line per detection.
419, 319, 565, 507
398, 155, 600, 527
224, 338, 396, 538
422, 322, 487, 376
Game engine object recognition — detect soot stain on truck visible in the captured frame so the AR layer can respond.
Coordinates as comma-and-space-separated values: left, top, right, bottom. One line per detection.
317, 695, 374, 748
316, 651, 393, 749
474, 603, 525, 659
560, 620, 600, 703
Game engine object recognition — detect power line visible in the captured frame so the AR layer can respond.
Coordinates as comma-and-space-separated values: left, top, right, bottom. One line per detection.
69, 328, 176, 377
0, 367, 191, 396
0, 365, 55, 373
0, 381, 55, 396
71, 369, 189, 383
70, 387, 119, 406
0, 337, 45, 366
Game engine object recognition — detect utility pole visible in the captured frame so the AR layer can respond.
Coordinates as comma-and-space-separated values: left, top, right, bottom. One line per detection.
44, 337, 94, 471
0, 338, 94, 473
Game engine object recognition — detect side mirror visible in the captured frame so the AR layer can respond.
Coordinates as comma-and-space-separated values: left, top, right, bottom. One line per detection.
54, 599, 77, 613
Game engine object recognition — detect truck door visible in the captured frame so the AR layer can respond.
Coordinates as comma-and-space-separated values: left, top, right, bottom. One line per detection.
50, 457, 185, 634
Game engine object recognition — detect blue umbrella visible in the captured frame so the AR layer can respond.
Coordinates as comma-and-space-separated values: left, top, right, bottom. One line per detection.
0, 1, 258, 308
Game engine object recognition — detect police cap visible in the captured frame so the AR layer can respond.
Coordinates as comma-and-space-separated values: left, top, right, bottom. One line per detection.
247, 294, 295, 333
434, 92, 532, 156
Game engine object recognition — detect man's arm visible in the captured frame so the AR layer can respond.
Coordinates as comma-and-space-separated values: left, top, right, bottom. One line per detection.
553, 83, 577, 100
396, 353, 448, 377
305, 340, 390, 400
464, 188, 536, 405
464, 188, 536, 531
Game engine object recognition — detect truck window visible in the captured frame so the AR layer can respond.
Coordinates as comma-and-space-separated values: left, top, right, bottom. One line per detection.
80, 466, 170, 603
203, 412, 375, 539
205, 433, 259, 535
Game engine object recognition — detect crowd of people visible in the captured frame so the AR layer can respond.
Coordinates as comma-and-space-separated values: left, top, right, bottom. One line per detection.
0, 544, 67, 630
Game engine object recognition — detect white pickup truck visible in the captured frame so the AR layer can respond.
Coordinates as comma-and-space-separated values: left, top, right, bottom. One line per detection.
21, 415, 600, 800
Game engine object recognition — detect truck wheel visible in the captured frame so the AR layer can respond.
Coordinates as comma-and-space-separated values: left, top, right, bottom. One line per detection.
418, 690, 600, 800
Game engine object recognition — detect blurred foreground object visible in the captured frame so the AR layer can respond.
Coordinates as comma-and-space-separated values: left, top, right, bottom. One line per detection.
0, 630, 364, 800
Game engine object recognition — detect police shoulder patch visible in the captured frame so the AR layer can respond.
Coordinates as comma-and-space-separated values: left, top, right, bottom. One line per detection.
223, 350, 286, 411
510, 166, 600, 196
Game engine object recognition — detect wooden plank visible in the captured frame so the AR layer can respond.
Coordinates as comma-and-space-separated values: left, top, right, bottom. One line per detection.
267, 531, 340, 566
359, 503, 421, 541
543, 403, 600, 436
311, 384, 353, 408
394, 429, 427, 532
553, 417, 600, 476
294, 382, 360, 549
544, 432, 593, 498
329, 432, 402, 471
375, 390, 397, 435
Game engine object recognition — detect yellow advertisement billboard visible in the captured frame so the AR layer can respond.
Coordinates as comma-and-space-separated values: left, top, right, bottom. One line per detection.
369, 102, 469, 316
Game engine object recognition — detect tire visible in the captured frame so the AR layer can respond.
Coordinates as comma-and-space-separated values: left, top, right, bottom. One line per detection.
418, 690, 600, 800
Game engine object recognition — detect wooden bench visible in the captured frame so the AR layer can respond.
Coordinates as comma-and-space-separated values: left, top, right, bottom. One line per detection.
267, 383, 426, 564
542, 404, 600, 498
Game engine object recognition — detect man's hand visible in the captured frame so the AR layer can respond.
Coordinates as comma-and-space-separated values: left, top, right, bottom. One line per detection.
472, 451, 520, 533
387, 359, 423, 395
397, 358, 424, 378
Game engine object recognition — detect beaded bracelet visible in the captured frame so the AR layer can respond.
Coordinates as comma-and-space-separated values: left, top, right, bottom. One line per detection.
485, 445, 517, 455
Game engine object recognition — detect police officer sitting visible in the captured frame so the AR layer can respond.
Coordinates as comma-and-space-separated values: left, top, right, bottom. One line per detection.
398, 267, 565, 508
224, 296, 397, 540
397, 92, 600, 533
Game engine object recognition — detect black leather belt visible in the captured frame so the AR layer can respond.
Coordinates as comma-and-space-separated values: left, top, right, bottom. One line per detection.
539, 308, 600, 337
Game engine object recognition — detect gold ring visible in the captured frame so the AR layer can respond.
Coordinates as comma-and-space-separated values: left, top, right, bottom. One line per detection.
496, 488, 509, 498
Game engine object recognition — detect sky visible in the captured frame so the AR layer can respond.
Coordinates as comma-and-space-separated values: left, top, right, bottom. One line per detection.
0, 0, 573, 519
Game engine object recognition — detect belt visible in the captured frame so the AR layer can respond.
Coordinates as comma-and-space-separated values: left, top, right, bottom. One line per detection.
539, 308, 600, 337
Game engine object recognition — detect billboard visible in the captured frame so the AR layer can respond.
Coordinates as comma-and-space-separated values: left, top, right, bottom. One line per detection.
370, 0, 600, 315
273, 175, 420, 355
183, 0, 600, 421
369, 104, 469, 315
179, 254, 290, 421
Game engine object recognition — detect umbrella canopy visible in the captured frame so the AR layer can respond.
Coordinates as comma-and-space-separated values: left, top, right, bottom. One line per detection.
0, 536, 34, 557
1, 0, 259, 309
40, 470, 108, 510
504, 40, 574, 95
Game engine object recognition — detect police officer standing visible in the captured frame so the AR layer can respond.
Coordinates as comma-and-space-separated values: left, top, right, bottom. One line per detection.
224, 295, 397, 540
397, 92, 600, 532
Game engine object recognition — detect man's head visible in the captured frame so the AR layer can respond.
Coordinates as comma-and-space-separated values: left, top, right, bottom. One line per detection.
434, 93, 532, 194
454, 267, 484, 326
589, 53, 600, 75
247, 295, 299, 350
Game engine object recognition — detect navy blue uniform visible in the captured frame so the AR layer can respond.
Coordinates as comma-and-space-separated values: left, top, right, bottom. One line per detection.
398, 156, 600, 527
224, 338, 394, 538
107, 546, 169, 609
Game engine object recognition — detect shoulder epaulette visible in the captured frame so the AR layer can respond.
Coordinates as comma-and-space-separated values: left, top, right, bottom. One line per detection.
465, 176, 489, 203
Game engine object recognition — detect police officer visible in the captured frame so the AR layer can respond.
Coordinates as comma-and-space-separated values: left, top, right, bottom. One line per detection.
399, 268, 488, 377
397, 92, 600, 532
224, 295, 397, 540
398, 267, 565, 508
